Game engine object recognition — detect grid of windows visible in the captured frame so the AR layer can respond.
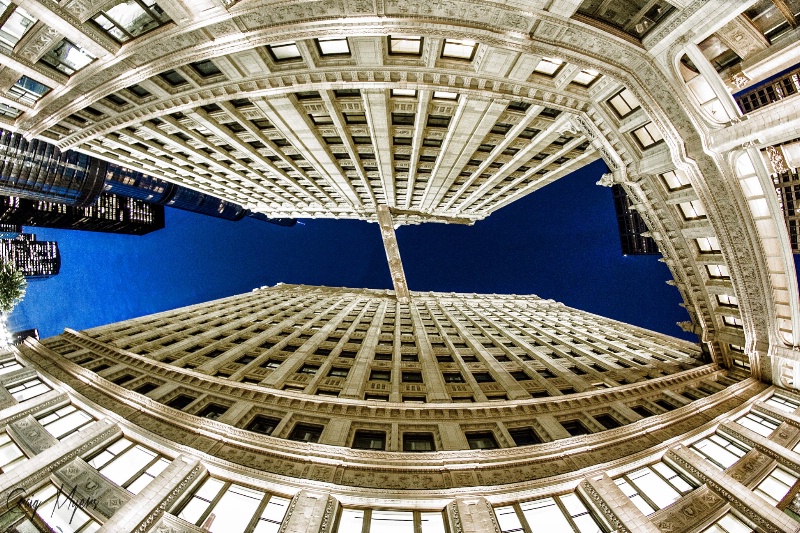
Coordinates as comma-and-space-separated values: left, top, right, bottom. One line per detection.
736, 412, 779, 437
765, 394, 800, 412
91, 0, 171, 43
177, 477, 290, 533
691, 433, 749, 469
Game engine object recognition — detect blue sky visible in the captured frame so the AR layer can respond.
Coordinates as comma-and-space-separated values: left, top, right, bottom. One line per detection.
10, 159, 694, 341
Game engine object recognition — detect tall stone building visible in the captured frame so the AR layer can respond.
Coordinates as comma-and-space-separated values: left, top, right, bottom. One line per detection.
0, 0, 799, 532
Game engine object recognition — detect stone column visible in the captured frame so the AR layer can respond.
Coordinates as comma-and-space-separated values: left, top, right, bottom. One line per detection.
279, 491, 337, 533
447, 497, 501, 533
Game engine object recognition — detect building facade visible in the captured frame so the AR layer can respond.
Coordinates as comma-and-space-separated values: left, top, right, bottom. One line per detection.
0, 233, 59, 278
0, 0, 799, 532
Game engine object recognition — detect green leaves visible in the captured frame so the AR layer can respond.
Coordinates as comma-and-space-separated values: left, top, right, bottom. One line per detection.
0, 261, 26, 313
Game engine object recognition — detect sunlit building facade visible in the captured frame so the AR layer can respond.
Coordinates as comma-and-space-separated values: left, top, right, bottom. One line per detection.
0, 0, 800, 531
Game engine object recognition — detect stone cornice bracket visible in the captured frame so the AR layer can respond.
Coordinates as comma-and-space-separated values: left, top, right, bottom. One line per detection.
595, 167, 629, 187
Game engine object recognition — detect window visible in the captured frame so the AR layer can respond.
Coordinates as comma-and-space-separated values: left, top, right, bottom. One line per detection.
699, 512, 753, 533
0, 432, 26, 473
165, 394, 197, 410
23, 483, 101, 533
509, 427, 542, 446
403, 432, 435, 452
765, 394, 800, 413
443, 372, 464, 383
317, 37, 350, 56
344, 112, 367, 124
0, 360, 22, 375
433, 91, 458, 100
441, 39, 477, 60
8, 76, 50, 105
392, 113, 415, 126
608, 88, 641, 118
572, 69, 599, 86
262, 359, 281, 369
289, 423, 323, 443
246, 415, 280, 435
0, 3, 36, 51
402, 372, 422, 383
177, 477, 290, 533
736, 412, 779, 437
632, 122, 663, 148
723, 316, 743, 328
755, 466, 798, 506
594, 413, 622, 430
679, 200, 706, 219
37, 405, 95, 440
197, 403, 228, 420
614, 463, 696, 515
40, 39, 95, 75
328, 367, 349, 378
91, 0, 171, 43
662, 169, 691, 190
696, 236, 720, 253
534, 57, 563, 76
691, 433, 749, 469
190, 59, 222, 78
426, 115, 451, 128
466, 431, 498, 449
337, 508, 447, 533
8, 378, 50, 402
717, 294, 738, 307
352, 430, 386, 450
495, 493, 605, 533
472, 372, 494, 383
370, 370, 391, 381
391, 88, 417, 98
159, 69, 188, 87
561, 419, 590, 436
389, 36, 422, 55
236, 355, 256, 364
133, 382, 158, 394
707, 264, 730, 279
268, 41, 302, 61
299, 364, 319, 375
87, 437, 171, 494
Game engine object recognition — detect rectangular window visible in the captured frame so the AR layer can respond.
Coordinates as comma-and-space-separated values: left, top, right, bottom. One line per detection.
441, 39, 477, 60
561, 419, 590, 436
91, 0, 171, 43
402, 372, 422, 383
432, 91, 458, 100
608, 88, 641, 118
87, 437, 171, 494
717, 294, 738, 307
352, 430, 386, 450
316, 37, 350, 56
723, 316, 743, 328
509, 427, 542, 446
289, 423, 323, 443
40, 39, 95, 76
245, 415, 280, 436
679, 200, 706, 219
37, 405, 95, 440
691, 433, 749, 469
403, 432, 435, 452
370, 370, 391, 381
0, 432, 26, 473
197, 403, 228, 420
177, 477, 290, 532
328, 367, 349, 378
662, 169, 691, 190
706, 264, 730, 279
0, 360, 22, 375
426, 115, 451, 128
614, 463, 696, 516
392, 113, 415, 126
8, 378, 50, 402
696, 237, 720, 253
632, 122, 664, 148
699, 512, 753, 533
755, 467, 798, 506
533, 57, 563, 76
0, 4, 37, 51
337, 508, 447, 533
25, 483, 101, 533
190, 59, 222, 78
765, 394, 800, 413
495, 493, 605, 533
299, 364, 319, 375
268, 42, 301, 61
736, 412, 779, 437
159, 69, 188, 87
466, 431, 498, 450
389, 36, 423, 55
572, 69, 600, 86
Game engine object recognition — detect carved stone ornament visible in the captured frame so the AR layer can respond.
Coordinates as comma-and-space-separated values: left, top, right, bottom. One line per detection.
731, 72, 750, 89
765, 145, 789, 175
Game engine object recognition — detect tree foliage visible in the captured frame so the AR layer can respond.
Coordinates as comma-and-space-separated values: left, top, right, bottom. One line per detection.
0, 261, 26, 313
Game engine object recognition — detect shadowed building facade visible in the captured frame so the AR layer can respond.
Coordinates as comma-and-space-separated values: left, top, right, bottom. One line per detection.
0, 0, 799, 532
